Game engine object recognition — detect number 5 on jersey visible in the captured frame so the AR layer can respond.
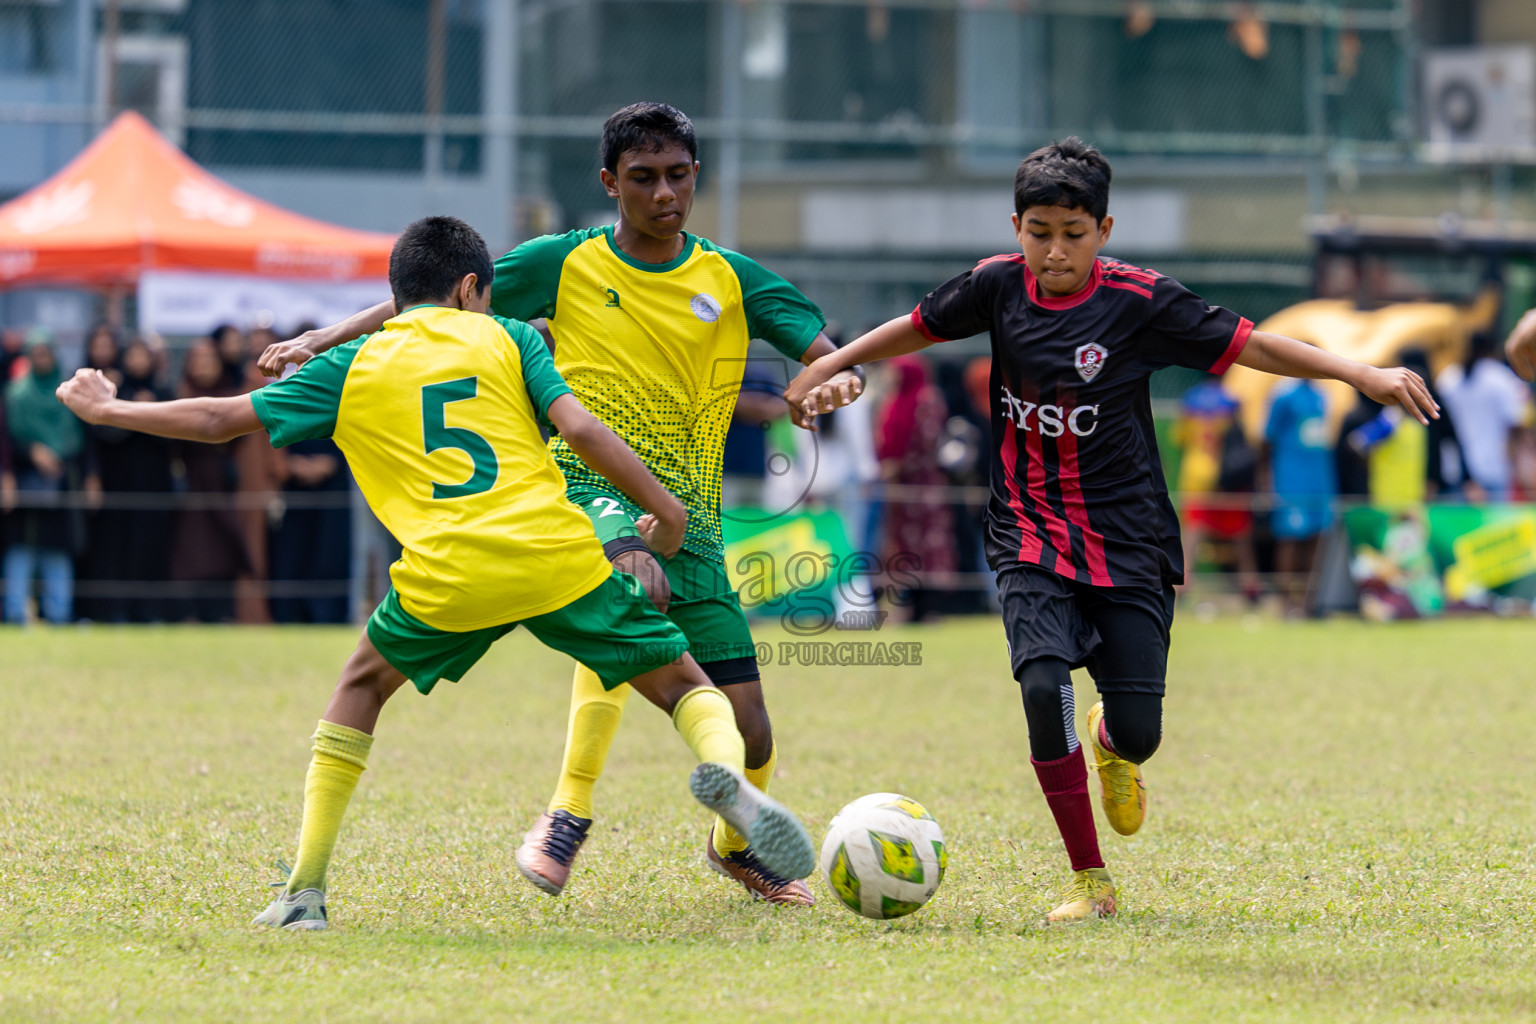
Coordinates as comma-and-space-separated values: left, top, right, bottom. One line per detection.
422, 377, 499, 499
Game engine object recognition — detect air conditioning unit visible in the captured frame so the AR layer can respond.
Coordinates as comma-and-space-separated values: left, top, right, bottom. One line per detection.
1423, 45, 1536, 162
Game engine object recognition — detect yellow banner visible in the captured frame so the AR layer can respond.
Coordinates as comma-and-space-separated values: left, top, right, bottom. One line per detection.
1444, 515, 1536, 600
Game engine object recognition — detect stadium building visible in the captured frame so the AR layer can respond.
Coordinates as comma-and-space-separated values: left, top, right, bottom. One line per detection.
3, 0, 1536, 335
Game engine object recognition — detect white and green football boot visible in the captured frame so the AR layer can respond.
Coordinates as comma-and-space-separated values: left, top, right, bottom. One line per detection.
253, 888, 328, 931
253, 862, 328, 931
688, 762, 816, 882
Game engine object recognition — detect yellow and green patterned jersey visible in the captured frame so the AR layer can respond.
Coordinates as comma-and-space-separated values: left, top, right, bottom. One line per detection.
491, 225, 825, 561
250, 304, 613, 631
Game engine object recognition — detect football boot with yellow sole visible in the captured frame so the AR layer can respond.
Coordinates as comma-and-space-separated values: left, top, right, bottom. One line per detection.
1046, 867, 1117, 923
1087, 701, 1147, 836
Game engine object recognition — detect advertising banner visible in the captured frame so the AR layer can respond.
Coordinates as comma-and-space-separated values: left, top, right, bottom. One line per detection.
139, 271, 389, 336
721, 508, 928, 667
723, 507, 861, 629
1342, 504, 1536, 618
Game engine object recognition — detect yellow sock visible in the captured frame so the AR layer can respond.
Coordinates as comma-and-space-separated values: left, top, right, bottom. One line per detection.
548, 665, 630, 819
714, 741, 776, 857
671, 686, 746, 771
287, 720, 372, 894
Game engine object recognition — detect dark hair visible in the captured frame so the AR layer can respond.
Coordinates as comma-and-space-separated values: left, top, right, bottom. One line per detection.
1399, 347, 1439, 394
1013, 137, 1112, 223
601, 102, 698, 172
389, 216, 493, 308
1467, 329, 1499, 367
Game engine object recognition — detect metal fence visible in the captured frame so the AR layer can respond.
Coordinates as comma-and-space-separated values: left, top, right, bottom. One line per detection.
0, 482, 1490, 624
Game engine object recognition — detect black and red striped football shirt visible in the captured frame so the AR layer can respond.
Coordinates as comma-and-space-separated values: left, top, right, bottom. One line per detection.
912, 255, 1252, 588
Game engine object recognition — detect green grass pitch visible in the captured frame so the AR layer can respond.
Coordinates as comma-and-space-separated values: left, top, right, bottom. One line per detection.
1, 617, 1533, 1022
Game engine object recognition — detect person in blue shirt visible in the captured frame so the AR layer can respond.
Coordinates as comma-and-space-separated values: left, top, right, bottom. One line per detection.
1264, 379, 1336, 615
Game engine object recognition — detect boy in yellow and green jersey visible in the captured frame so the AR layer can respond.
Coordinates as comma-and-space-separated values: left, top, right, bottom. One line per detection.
260, 103, 863, 906
58, 216, 817, 931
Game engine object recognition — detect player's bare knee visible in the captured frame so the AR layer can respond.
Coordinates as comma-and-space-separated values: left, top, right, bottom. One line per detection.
611, 548, 670, 612
630, 658, 707, 714
353, 670, 404, 707
337, 655, 406, 707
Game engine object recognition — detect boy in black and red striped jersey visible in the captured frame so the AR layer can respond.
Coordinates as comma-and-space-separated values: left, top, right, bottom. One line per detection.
786, 138, 1439, 922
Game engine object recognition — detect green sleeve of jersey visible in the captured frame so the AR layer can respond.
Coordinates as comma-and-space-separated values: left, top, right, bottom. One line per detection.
250, 337, 366, 448
490, 230, 588, 322
494, 316, 571, 428
718, 248, 826, 361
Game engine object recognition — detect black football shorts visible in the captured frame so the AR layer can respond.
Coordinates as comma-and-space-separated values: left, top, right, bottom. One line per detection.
995, 564, 1174, 695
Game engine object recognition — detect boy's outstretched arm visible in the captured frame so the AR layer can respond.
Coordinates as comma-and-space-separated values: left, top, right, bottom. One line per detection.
56, 369, 261, 442
793, 331, 867, 421
255, 300, 395, 378
546, 393, 688, 558
1236, 331, 1440, 425
785, 316, 935, 428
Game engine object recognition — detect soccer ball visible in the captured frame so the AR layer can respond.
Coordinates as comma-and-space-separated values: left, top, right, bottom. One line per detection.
820, 792, 946, 919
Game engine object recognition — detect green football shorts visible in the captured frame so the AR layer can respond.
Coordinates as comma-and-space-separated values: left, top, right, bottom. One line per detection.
366, 571, 688, 695
568, 483, 759, 672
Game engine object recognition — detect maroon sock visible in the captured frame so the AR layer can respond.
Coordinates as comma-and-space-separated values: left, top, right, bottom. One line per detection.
1031, 749, 1104, 871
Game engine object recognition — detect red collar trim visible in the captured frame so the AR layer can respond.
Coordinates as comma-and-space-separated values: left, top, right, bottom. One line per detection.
1024, 259, 1102, 310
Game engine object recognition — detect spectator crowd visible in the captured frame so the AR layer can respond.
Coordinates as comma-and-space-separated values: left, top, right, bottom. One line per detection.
3, 317, 1532, 625
2, 322, 351, 625
1171, 332, 1533, 613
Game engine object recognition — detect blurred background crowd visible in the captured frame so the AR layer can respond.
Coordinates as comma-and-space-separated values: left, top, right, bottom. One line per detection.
1, 321, 355, 625
3, 315, 1530, 625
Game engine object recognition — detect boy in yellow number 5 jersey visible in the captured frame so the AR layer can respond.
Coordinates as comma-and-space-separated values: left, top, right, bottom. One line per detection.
55, 216, 816, 930
257, 104, 859, 906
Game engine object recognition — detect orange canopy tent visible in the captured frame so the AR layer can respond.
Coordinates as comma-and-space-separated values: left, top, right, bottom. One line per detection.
0, 112, 395, 335
0, 111, 394, 286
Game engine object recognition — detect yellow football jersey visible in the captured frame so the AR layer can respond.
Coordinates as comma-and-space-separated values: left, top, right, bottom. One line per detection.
251, 304, 613, 630
491, 226, 825, 560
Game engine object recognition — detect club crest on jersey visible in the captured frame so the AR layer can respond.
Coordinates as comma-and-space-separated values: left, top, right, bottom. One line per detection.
690, 293, 722, 323
1075, 342, 1108, 382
